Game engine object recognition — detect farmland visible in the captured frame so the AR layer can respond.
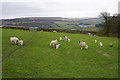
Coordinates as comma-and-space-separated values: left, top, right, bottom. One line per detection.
2, 17, 102, 31
2, 29, 118, 78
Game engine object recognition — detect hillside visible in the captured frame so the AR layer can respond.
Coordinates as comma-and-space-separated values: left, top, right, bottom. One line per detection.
2, 29, 118, 78
2, 17, 103, 30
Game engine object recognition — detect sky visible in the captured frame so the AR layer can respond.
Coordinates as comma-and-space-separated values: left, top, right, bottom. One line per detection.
0, 0, 119, 19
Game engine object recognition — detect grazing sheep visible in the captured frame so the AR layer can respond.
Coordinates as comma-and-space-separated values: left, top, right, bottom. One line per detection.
64, 36, 68, 42
95, 40, 97, 43
18, 40, 24, 46
53, 30, 57, 33
88, 33, 91, 35
40, 30, 44, 32
56, 44, 60, 49
68, 39, 70, 42
84, 45, 88, 49
10, 37, 19, 45
60, 37, 62, 40
99, 42, 103, 46
110, 43, 113, 47
50, 39, 58, 48
78, 41, 86, 49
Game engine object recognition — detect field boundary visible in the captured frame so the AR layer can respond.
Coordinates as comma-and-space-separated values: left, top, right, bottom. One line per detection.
2, 26, 118, 38
1, 32, 35, 63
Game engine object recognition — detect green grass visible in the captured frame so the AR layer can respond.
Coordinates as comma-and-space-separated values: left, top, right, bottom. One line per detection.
2, 29, 118, 78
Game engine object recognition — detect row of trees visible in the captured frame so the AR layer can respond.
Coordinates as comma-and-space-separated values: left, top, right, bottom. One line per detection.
99, 12, 119, 37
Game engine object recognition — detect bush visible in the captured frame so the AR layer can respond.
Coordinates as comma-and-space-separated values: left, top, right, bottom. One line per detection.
2, 26, 118, 37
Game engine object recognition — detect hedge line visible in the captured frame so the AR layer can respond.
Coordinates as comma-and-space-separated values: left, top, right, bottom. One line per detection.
2, 26, 118, 37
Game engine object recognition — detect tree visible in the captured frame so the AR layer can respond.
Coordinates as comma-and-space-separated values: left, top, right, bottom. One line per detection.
99, 12, 110, 35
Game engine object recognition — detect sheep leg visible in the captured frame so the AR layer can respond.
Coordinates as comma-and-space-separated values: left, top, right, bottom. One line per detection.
12, 42, 14, 45
11, 41, 14, 45
81, 47, 82, 49
15, 41, 16, 45
55, 45, 56, 49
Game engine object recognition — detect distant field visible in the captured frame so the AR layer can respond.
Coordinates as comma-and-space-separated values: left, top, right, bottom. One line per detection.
2, 29, 118, 78
80, 27, 103, 31
77, 18, 103, 24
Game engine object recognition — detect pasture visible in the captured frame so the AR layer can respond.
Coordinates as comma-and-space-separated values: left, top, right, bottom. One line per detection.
2, 29, 118, 78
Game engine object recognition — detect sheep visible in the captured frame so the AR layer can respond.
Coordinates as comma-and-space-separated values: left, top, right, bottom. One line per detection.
50, 39, 58, 48
84, 45, 88, 49
10, 37, 19, 45
56, 44, 60, 49
95, 40, 97, 43
18, 40, 24, 46
88, 33, 91, 35
60, 37, 62, 40
53, 30, 57, 33
78, 41, 86, 49
40, 30, 44, 32
68, 39, 70, 42
64, 36, 68, 42
110, 43, 113, 47
99, 42, 103, 46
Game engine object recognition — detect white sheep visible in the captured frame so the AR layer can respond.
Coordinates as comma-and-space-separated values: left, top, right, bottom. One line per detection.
64, 36, 68, 42
84, 45, 88, 49
10, 37, 19, 45
60, 37, 62, 40
88, 33, 91, 35
18, 40, 24, 46
99, 42, 103, 46
68, 39, 70, 42
95, 40, 97, 43
56, 44, 60, 49
53, 30, 57, 33
78, 41, 86, 49
50, 39, 58, 48
40, 30, 44, 32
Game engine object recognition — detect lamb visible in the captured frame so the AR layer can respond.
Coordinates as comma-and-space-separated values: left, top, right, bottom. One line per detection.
99, 42, 103, 46
84, 45, 88, 49
10, 37, 19, 45
40, 30, 44, 32
18, 40, 24, 46
56, 44, 60, 49
110, 43, 113, 47
88, 33, 91, 35
68, 39, 70, 42
50, 39, 58, 48
78, 41, 86, 49
53, 30, 57, 33
95, 40, 97, 43
60, 37, 62, 40
64, 36, 68, 42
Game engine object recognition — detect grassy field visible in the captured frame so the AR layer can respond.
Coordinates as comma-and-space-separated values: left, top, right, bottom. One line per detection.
2, 29, 118, 78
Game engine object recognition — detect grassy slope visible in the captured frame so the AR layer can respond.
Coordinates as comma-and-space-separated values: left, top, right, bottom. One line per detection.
2, 29, 118, 78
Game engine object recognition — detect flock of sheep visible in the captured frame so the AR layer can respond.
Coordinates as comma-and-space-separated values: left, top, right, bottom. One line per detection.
50, 36, 71, 49
50, 32, 113, 50
50, 35, 89, 50
10, 37, 24, 46
10, 32, 113, 50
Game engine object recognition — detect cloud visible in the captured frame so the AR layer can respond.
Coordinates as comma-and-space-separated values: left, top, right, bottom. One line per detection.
1, 0, 119, 19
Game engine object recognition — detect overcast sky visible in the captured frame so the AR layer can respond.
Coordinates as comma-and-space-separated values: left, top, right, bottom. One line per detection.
0, 0, 119, 19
